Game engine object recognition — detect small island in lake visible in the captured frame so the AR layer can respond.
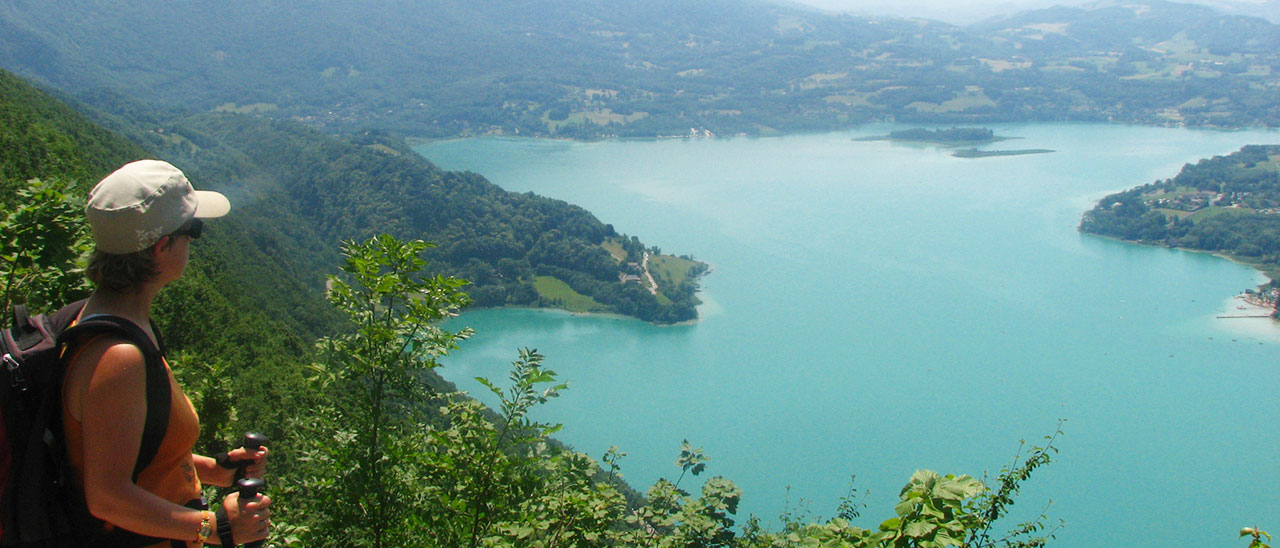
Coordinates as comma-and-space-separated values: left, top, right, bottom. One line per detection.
952, 148, 1054, 158
857, 127, 1002, 145
857, 127, 1055, 158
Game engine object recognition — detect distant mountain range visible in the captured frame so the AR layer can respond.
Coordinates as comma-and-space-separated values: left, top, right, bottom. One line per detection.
1166, 0, 1280, 23
2, 0, 1278, 136
789, 0, 1280, 25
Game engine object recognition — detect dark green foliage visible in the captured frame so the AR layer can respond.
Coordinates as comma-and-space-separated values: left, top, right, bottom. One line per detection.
967, 425, 1065, 548
0, 69, 144, 311
0, 178, 91, 312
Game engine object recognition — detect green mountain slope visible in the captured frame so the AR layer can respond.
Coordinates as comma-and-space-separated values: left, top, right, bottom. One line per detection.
147, 113, 701, 322
0, 70, 145, 205
2, 68, 698, 330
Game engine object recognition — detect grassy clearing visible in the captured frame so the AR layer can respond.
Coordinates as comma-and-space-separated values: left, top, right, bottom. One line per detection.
1190, 206, 1257, 221
649, 254, 702, 288
533, 276, 608, 313
214, 102, 279, 114
573, 109, 648, 125
823, 92, 872, 106
1143, 185, 1203, 199
910, 91, 997, 113
601, 240, 627, 262
545, 109, 649, 131
366, 144, 401, 156
1156, 208, 1196, 220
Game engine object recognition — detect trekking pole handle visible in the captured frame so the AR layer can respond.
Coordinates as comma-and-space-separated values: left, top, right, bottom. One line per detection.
236, 477, 267, 548
242, 432, 268, 452
236, 431, 268, 474
239, 433, 268, 548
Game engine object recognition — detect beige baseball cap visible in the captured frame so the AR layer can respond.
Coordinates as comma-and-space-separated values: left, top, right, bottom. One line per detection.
86, 159, 231, 254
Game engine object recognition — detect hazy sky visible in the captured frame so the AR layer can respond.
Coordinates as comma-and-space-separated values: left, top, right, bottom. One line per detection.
785, 0, 1278, 25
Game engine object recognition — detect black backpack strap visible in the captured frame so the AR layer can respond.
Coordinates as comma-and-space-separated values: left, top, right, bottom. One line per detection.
47, 299, 89, 334
59, 315, 171, 481
7, 303, 39, 350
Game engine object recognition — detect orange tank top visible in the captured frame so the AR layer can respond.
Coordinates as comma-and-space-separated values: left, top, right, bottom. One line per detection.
62, 336, 203, 548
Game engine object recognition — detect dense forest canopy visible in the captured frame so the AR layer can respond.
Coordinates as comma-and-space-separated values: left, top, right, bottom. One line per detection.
3, 0, 1280, 138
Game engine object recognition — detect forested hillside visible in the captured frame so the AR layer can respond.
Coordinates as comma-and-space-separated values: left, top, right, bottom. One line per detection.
0, 69, 146, 204
3, 0, 1279, 137
156, 114, 701, 322
1, 70, 701, 324
1080, 145, 1280, 286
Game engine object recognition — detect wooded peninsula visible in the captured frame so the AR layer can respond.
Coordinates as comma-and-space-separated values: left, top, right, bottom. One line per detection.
1080, 144, 1280, 315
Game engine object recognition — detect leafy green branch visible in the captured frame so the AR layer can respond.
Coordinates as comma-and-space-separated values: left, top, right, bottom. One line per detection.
0, 178, 91, 312
966, 421, 1066, 548
297, 234, 472, 548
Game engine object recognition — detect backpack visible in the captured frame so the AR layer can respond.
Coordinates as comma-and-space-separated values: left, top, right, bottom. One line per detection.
0, 299, 171, 547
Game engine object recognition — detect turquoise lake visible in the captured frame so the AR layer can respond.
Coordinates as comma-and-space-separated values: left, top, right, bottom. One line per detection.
415, 124, 1280, 548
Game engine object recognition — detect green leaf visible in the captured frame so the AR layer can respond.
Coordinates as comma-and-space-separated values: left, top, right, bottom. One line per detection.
904, 520, 938, 538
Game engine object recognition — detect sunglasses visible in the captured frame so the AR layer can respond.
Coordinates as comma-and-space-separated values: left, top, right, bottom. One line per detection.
171, 219, 204, 240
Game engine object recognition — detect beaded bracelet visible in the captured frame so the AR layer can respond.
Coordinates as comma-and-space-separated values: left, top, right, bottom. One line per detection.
195, 510, 215, 545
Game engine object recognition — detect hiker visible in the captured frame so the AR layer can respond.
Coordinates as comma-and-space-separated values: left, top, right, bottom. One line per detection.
60, 160, 270, 547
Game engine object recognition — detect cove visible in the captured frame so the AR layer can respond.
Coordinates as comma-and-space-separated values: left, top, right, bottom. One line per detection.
416, 124, 1280, 548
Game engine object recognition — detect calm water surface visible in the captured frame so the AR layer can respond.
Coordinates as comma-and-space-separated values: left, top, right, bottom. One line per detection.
416, 124, 1280, 548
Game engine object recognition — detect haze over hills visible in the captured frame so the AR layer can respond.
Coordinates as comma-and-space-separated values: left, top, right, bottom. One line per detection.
786, 0, 1280, 25
2, 0, 1279, 138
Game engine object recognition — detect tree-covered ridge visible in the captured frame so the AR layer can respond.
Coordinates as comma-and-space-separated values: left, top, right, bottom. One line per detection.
1080, 144, 1280, 284
3, 0, 1280, 138
144, 113, 704, 323
2, 68, 700, 329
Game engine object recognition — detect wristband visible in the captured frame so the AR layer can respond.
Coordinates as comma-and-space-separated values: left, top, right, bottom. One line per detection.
216, 451, 249, 482
215, 507, 235, 547
214, 452, 237, 470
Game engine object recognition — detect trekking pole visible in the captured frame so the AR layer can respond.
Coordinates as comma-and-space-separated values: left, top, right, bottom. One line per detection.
236, 477, 267, 548
238, 432, 269, 548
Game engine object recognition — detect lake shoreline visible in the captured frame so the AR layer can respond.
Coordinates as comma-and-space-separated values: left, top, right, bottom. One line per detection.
455, 304, 704, 327
1082, 232, 1279, 323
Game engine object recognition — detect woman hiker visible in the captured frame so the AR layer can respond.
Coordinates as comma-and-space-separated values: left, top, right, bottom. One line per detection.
61, 159, 271, 547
